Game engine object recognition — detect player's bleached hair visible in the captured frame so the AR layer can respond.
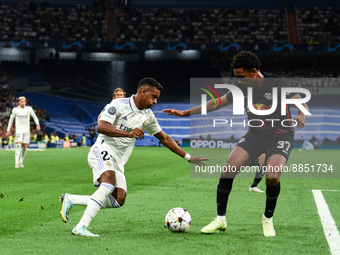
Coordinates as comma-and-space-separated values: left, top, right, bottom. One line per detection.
231, 51, 261, 71
18, 96, 26, 101
137, 77, 163, 92
113, 88, 126, 99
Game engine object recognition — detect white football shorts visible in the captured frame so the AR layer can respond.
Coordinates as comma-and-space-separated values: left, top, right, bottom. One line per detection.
87, 143, 127, 192
15, 133, 30, 144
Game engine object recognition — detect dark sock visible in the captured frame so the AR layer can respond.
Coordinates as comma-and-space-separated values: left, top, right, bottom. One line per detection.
251, 165, 264, 188
264, 182, 281, 218
216, 177, 234, 216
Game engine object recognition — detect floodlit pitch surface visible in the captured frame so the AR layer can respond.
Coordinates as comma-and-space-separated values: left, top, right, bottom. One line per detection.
0, 147, 339, 254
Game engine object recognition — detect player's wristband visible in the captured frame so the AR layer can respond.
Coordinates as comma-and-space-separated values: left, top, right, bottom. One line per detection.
184, 153, 191, 162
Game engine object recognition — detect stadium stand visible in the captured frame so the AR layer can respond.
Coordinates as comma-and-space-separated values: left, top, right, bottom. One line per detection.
0, 1, 107, 42
116, 7, 288, 43
1, 61, 47, 87
0, 1, 291, 43
297, 6, 340, 43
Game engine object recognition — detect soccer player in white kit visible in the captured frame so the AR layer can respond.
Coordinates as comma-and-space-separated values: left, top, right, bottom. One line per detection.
6, 96, 40, 168
59, 77, 209, 237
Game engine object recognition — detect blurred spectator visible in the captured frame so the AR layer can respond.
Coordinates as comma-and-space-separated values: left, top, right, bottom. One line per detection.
31, 132, 37, 142
7, 133, 14, 149
86, 125, 96, 145
175, 139, 181, 146
229, 134, 237, 141
309, 135, 317, 143
71, 132, 77, 140
49, 133, 56, 144
43, 133, 49, 143
36, 130, 43, 141
38, 108, 49, 122
78, 133, 86, 146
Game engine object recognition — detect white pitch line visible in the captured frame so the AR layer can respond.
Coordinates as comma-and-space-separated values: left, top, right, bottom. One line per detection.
312, 190, 340, 255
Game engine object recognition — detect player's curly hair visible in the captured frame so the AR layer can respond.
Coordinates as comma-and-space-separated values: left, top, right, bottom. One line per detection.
138, 77, 163, 92
231, 51, 261, 71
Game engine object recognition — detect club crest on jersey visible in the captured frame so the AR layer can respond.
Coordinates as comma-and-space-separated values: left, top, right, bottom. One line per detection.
106, 161, 112, 166
263, 93, 272, 100
108, 107, 116, 115
142, 120, 147, 127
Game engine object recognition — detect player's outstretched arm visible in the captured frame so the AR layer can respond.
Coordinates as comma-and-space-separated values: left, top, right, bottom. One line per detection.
163, 96, 230, 117
154, 130, 209, 166
291, 93, 309, 129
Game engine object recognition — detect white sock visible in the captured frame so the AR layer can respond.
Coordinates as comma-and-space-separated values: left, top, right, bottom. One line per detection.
217, 215, 226, 222
75, 183, 114, 229
20, 148, 27, 163
69, 194, 120, 208
15, 144, 21, 164
102, 195, 121, 208
69, 195, 90, 206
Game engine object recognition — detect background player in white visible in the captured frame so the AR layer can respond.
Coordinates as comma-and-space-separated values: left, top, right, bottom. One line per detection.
6, 96, 40, 168
59, 77, 209, 237
112, 87, 126, 99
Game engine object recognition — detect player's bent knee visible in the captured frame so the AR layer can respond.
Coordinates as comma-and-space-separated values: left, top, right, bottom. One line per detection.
116, 197, 125, 206
112, 188, 126, 206
266, 178, 279, 186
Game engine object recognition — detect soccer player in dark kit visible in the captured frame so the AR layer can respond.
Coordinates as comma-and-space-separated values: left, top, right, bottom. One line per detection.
163, 51, 310, 237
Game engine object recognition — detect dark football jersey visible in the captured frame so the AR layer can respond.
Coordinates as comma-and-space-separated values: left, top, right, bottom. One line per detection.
225, 73, 295, 136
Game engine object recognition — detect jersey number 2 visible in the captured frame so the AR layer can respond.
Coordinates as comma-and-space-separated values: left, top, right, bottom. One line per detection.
101, 151, 112, 161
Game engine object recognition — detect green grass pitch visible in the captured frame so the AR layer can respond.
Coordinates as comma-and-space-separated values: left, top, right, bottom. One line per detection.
0, 147, 339, 254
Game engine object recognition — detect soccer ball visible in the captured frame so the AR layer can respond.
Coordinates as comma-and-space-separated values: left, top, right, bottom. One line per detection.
165, 207, 191, 232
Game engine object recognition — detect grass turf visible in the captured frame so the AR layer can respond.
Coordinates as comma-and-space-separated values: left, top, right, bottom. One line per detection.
0, 147, 339, 254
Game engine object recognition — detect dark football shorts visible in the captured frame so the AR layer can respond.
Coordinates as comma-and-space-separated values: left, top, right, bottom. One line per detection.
236, 131, 294, 164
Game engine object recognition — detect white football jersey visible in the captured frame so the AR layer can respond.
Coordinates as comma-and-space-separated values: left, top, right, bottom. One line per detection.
97, 96, 162, 170
7, 106, 40, 133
